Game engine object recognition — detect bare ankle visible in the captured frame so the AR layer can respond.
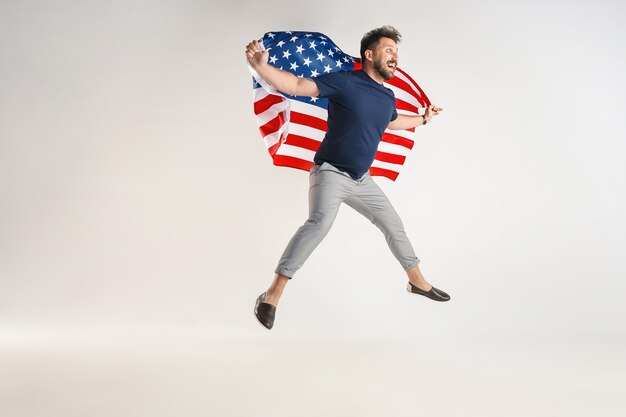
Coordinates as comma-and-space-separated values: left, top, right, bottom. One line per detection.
408, 276, 432, 291
264, 290, 280, 305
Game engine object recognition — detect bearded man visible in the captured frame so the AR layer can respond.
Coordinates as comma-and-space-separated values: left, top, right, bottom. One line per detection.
245, 26, 450, 330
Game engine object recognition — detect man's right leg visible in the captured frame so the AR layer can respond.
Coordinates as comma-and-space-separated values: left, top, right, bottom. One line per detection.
263, 165, 354, 306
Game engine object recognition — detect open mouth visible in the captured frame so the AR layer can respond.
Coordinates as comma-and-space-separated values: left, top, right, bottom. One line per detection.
387, 62, 396, 70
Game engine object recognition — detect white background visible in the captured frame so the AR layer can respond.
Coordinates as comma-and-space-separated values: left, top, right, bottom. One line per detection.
1, 1, 625, 416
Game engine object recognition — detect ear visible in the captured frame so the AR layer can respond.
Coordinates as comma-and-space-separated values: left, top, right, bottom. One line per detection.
365, 49, 373, 61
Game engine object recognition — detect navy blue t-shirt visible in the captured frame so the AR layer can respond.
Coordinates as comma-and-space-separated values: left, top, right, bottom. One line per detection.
312, 70, 398, 179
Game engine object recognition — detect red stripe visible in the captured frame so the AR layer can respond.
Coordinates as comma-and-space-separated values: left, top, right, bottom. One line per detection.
284, 134, 322, 152
267, 132, 285, 156
375, 150, 405, 165
396, 68, 431, 107
381, 132, 414, 150
395, 98, 419, 113
259, 113, 285, 138
386, 75, 424, 106
369, 167, 398, 181
254, 93, 284, 115
272, 148, 401, 181
291, 111, 327, 132
273, 155, 314, 171
267, 141, 280, 156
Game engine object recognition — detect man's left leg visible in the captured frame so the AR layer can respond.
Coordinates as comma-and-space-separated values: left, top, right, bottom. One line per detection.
344, 175, 450, 301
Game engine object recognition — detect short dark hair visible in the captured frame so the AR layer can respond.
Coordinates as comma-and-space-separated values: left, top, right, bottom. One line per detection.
360, 25, 402, 61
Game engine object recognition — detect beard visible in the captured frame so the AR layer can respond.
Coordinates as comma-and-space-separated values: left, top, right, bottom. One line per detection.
373, 59, 396, 80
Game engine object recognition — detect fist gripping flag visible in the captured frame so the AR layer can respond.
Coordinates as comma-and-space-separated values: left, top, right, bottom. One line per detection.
248, 31, 430, 181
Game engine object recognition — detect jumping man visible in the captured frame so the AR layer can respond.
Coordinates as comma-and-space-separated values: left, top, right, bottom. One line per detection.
246, 26, 450, 330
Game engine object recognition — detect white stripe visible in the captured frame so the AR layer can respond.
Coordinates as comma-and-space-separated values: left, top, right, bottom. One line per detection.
289, 122, 326, 141
371, 159, 403, 172
263, 131, 281, 149
289, 99, 328, 120
274, 143, 316, 161
384, 128, 415, 141
387, 85, 421, 108
377, 141, 411, 156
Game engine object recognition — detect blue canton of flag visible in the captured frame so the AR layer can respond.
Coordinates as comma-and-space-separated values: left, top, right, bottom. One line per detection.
256, 31, 357, 109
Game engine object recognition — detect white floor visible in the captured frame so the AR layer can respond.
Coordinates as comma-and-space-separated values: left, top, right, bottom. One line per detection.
1, 331, 625, 417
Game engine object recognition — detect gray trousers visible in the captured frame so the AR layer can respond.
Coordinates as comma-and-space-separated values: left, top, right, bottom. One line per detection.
275, 162, 420, 278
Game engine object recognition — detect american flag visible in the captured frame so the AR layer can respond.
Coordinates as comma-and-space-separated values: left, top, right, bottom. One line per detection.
249, 31, 430, 181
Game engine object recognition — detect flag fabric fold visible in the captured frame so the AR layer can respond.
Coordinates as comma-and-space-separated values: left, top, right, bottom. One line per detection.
249, 31, 430, 181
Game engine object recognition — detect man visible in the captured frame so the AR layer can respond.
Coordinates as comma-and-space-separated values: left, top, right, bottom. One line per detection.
246, 26, 450, 330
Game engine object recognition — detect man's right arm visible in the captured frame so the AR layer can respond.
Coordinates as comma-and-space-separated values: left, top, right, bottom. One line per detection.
246, 40, 320, 97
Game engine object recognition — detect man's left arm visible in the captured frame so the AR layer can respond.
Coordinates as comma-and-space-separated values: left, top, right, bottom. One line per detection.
387, 104, 443, 130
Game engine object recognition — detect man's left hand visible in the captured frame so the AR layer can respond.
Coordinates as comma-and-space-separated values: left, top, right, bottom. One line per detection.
424, 104, 443, 123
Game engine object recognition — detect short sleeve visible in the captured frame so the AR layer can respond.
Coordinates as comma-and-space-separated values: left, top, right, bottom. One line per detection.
385, 86, 398, 121
312, 71, 350, 98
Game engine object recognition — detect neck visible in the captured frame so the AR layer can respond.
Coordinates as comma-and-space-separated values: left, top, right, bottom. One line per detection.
362, 63, 385, 84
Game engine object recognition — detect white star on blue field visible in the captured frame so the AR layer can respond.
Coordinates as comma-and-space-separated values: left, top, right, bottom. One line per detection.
251, 31, 358, 109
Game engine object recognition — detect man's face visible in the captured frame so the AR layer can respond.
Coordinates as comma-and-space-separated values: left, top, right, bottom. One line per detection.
370, 37, 398, 80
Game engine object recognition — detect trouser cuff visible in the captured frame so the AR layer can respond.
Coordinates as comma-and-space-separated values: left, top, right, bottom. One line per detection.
403, 258, 421, 272
274, 268, 294, 279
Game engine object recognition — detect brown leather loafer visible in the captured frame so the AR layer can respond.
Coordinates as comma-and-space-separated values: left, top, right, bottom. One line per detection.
254, 292, 276, 329
407, 282, 451, 302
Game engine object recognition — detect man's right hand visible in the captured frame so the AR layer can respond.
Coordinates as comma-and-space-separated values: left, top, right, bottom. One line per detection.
246, 40, 268, 69
244, 38, 319, 97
